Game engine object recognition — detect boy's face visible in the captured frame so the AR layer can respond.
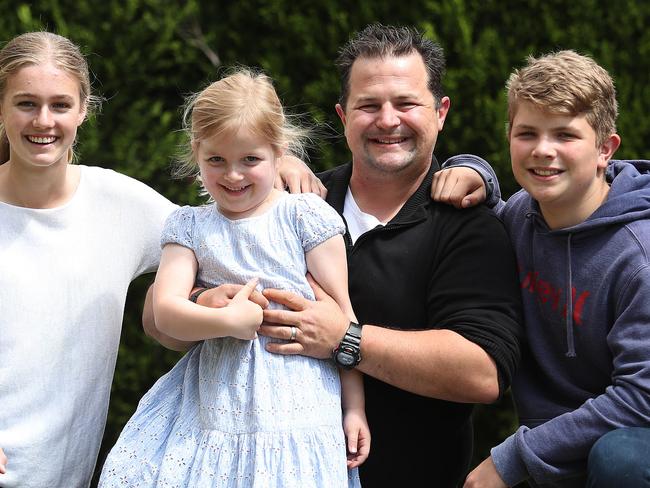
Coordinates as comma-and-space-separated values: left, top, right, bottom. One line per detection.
509, 101, 618, 228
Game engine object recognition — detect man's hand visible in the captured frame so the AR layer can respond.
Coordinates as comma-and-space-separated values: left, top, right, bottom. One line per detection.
275, 154, 327, 197
463, 456, 508, 488
196, 283, 269, 309
259, 274, 349, 359
431, 167, 486, 208
0, 447, 7, 474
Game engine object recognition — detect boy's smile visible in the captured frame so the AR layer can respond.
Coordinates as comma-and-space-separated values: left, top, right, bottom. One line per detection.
509, 101, 618, 229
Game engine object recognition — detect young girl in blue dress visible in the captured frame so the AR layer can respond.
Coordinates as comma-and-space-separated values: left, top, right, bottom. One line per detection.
99, 68, 369, 487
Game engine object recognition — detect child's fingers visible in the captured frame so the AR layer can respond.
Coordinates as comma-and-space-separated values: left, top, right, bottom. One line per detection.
231, 278, 259, 303
347, 431, 358, 456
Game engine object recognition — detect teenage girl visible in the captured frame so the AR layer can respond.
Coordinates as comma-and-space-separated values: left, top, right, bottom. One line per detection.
0, 31, 178, 487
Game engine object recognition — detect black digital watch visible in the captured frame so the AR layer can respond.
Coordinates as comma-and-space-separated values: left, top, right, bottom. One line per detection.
332, 321, 363, 369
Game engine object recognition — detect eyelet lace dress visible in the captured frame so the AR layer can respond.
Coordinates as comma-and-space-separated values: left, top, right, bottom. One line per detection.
99, 193, 360, 487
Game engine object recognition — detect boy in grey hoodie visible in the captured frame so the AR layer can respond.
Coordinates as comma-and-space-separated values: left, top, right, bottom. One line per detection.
432, 50, 650, 487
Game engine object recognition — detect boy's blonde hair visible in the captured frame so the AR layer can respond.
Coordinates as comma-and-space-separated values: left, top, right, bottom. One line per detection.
0, 31, 100, 163
176, 68, 308, 179
506, 50, 618, 145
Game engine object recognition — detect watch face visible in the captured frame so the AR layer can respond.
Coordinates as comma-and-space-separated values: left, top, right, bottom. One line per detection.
336, 351, 355, 367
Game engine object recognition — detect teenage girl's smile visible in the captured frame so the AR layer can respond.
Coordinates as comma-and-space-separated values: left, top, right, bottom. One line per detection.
0, 62, 86, 170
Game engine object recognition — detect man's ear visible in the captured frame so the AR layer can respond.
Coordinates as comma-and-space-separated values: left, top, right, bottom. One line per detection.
436, 96, 451, 131
335, 103, 347, 127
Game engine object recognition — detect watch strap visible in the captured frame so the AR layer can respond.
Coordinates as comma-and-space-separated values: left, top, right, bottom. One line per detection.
189, 287, 209, 303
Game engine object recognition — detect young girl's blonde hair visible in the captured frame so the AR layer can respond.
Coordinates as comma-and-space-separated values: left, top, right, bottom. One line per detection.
0, 31, 101, 163
176, 68, 309, 180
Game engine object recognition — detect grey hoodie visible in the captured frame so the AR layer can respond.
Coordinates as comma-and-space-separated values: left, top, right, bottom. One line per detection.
444, 157, 650, 487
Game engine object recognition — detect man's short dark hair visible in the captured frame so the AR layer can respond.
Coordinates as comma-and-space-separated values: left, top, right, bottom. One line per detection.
336, 23, 446, 110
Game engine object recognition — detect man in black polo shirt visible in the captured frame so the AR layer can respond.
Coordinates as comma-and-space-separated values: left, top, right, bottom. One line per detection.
260, 23, 523, 487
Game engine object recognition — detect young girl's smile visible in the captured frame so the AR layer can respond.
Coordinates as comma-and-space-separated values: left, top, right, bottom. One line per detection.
0, 62, 86, 170
197, 127, 281, 220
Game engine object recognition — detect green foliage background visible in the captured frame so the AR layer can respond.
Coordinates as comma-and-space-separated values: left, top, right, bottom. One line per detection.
2, 0, 649, 483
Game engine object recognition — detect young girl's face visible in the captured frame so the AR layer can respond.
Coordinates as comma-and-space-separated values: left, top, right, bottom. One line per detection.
0, 62, 86, 170
196, 126, 279, 219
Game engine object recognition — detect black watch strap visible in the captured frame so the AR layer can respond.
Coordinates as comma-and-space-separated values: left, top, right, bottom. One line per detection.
189, 287, 209, 303
332, 321, 363, 369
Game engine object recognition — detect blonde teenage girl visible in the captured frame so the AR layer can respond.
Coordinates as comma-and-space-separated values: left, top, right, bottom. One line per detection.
0, 32, 177, 487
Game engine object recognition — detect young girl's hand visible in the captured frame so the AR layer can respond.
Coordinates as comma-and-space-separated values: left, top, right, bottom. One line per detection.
226, 278, 264, 340
343, 408, 371, 468
0, 446, 7, 474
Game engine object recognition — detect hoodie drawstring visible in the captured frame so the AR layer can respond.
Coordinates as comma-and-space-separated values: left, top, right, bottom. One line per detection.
565, 234, 577, 358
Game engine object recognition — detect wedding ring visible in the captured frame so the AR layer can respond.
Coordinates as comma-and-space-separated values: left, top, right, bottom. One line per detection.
289, 326, 297, 341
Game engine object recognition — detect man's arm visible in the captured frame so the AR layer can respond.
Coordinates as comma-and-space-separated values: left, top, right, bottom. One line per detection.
275, 154, 327, 197
262, 276, 506, 404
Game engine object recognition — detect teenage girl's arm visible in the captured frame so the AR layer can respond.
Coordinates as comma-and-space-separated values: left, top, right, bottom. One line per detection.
143, 283, 197, 351
0, 447, 6, 474
153, 243, 263, 341
305, 235, 370, 468
143, 282, 269, 350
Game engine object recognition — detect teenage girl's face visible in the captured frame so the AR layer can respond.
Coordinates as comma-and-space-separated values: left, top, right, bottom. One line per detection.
196, 126, 279, 220
0, 62, 86, 170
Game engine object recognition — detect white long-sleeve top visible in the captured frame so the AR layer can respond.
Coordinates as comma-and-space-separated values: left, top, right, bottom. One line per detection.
0, 165, 176, 488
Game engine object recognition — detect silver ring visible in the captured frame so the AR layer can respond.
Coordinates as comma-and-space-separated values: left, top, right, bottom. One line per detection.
289, 326, 297, 341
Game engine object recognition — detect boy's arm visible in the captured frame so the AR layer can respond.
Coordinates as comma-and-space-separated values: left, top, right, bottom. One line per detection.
153, 244, 263, 341
489, 268, 650, 487
304, 234, 370, 467
432, 154, 504, 210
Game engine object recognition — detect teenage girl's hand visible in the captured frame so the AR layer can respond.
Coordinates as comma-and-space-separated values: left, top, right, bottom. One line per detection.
431, 167, 486, 209
197, 283, 269, 309
226, 278, 264, 340
275, 154, 327, 198
463, 456, 507, 488
0, 447, 7, 474
343, 408, 371, 468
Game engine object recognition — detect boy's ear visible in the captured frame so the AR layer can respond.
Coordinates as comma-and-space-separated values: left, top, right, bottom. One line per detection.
598, 134, 621, 169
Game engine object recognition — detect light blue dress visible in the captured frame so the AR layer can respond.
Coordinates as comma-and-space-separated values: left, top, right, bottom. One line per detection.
99, 192, 360, 487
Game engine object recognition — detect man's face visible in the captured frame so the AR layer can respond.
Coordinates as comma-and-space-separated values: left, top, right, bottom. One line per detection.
336, 52, 450, 178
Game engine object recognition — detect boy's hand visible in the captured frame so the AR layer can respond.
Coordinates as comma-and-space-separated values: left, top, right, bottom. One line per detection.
275, 154, 327, 197
0, 447, 7, 474
226, 278, 264, 340
343, 408, 371, 468
463, 456, 507, 488
431, 167, 487, 208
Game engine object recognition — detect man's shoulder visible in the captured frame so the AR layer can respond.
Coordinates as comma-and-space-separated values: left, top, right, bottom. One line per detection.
316, 163, 351, 188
